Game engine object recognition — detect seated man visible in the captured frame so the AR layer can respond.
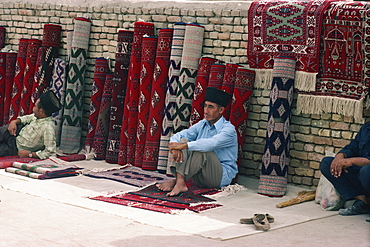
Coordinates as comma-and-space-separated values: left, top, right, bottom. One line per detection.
320, 121, 370, 216
157, 87, 238, 196
0, 90, 61, 159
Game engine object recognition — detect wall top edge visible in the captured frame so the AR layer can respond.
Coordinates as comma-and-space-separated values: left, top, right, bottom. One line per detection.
1, 0, 253, 9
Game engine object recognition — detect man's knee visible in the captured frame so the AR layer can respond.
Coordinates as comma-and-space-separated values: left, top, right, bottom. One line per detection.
359, 165, 370, 192
320, 156, 334, 176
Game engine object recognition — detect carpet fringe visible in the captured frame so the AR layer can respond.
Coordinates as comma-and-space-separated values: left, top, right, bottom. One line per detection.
206, 183, 247, 200
294, 71, 317, 92
254, 69, 272, 90
297, 94, 365, 123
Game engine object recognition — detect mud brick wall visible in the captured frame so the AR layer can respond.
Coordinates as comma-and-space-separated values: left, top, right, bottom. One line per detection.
0, 1, 366, 188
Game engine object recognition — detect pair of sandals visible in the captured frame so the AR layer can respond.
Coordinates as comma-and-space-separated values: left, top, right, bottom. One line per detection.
240, 213, 274, 231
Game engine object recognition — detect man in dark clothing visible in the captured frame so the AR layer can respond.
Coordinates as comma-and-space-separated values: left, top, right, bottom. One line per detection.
320, 121, 370, 216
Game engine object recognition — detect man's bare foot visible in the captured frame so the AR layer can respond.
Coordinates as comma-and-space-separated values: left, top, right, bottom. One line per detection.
156, 179, 176, 191
166, 183, 188, 196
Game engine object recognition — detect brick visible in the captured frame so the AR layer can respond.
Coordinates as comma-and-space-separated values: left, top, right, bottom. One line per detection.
341, 131, 353, 139
333, 139, 350, 148
313, 136, 332, 145
330, 122, 350, 130
290, 150, 308, 160
307, 152, 325, 162
302, 177, 313, 186
310, 161, 320, 170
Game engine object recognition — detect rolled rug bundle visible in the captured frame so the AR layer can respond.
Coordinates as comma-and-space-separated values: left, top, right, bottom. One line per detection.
142, 28, 173, 171
85, 57, 109, 148
0, 26, 5, 49
93, 73, 114, 160
9, 38, 29, 122
59, 17, 91, 154
158, 22, 186, 173
49, 58, 66, 146
221, 63, 241, 120
207, 63, 225, 89
0, 52, 6, 125
33, 24, 62, 101
172, 23, 204, 133
105, 30, 134, 164
20, 39, 41, 116
134, 36, 157, 168
118, 21, 154, 165
258, 57, 296, 197
189, 57, 217, 126
3, 52, 17, 124
229, 67, 255, 166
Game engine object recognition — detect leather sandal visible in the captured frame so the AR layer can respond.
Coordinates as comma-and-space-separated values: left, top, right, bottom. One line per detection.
252, 214, 270, 231
240, 213, 274, 224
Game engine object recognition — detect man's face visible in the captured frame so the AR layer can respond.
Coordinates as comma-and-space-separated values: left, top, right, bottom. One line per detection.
204, 101, 224, 125
33, 99, 44, 118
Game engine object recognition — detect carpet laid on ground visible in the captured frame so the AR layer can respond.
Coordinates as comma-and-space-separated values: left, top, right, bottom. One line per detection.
1, 165, 338, 240
84, 165, 172, 187
0, 156, 40, 169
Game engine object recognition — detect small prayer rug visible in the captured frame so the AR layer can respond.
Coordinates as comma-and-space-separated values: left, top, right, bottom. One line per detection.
0, 156, 40, 169
93, 73, 113, 160
56, 153, 91, 162
142, 28, 173, 171
90, 193, 222, 214
85, 165, 172, 187
85, 57, 109, 148
258, 56, 296, 197
189, 57, 217, 126
20, 39, 41, 116
118, 21, 155, 166
9, 38, 29, 122
158, 22, 186, 173
106, 30, 134, 164
208, 63, 225, 89
247, 0, 335, 91
296, 2, 370, 123
134, 36, 158, 168
229, 67, 255, 166
173, 23, 204, 133
222, 63, 242, 120
3, 52, 17, 124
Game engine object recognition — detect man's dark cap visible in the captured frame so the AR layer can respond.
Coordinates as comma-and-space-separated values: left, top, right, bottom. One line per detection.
205, 87, 232, 107
39, 90, 61, 114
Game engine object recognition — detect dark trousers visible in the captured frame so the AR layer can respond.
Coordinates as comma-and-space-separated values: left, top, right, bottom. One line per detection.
0, 124, 23, 157
320, 157, 370, 201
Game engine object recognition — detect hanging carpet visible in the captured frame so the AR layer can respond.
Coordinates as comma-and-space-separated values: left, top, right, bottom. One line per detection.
247, 0, 336, 91
0, 52, 6, 125
296, 2, 370, 123
0, 26, 5, 49
221, 63, 242, 120
207, 63, 225, 89
3, 52, 17, 124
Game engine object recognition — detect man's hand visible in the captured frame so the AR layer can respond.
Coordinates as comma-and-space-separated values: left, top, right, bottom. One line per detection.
18, 150, 31, 158
169, 142, 188, 163
331, 156, 352, 178
8, 120, 19, 136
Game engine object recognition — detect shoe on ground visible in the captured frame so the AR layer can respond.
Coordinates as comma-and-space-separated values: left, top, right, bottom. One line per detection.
240, 213, 274, 224
252, 214, 270, 231
339, 200, 370, 216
